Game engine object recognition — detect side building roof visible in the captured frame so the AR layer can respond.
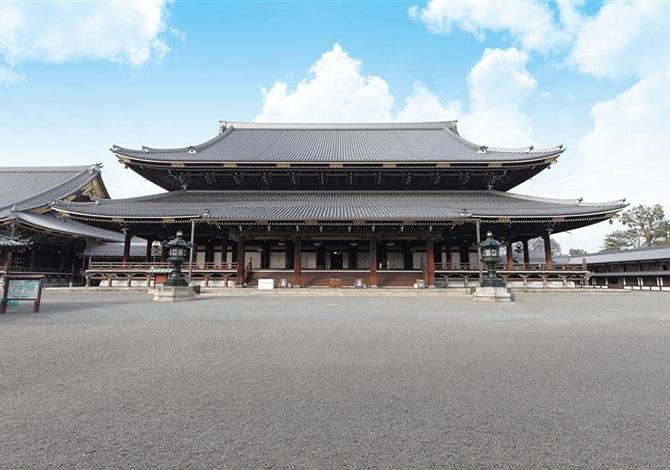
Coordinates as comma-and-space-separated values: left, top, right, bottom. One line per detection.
0, 164, 109, 219
112, 121, 564, 165
0, 164, 125, 242
559, 245, 670, 265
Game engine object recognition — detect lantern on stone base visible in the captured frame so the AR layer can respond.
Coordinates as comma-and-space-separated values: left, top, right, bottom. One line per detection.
162, 230, 192, 287
479, 231, 504, 288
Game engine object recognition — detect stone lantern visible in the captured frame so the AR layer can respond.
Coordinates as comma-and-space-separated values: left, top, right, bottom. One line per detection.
473, 230, 512, 302
479, 230, 504, 288
163, 230, 191, 287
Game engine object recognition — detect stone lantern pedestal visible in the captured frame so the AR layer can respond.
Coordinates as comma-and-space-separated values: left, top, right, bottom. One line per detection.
473, 286, 513, 302
153, 285, 195, 302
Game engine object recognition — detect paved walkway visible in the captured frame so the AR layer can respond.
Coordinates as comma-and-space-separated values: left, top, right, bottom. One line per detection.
1, 291, 669, 468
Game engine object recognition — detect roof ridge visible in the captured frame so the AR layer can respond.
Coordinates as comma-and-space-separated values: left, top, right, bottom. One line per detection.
0, 165, 91, 173
220, 121, 456, 130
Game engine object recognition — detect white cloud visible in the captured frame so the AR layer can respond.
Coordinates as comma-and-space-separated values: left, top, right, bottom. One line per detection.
396, 82, 461, 122
0, 0, 174, 75
256, 44, 394, 122
569, 1, 670, 79
409, 0, 569, 53
577, 69, 670, 207
460, 47, 537, 146
257, 44, 536, 149
0, 65, 22, 84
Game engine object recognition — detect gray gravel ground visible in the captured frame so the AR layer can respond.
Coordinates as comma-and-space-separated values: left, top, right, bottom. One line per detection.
1, 291, 669, 469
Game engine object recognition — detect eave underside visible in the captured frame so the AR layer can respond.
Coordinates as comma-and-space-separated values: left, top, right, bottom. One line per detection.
123, 160, 553, 191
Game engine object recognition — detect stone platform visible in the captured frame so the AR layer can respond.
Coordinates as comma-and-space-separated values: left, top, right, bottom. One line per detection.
473, 286, 514, 302
153, 285, 195, 302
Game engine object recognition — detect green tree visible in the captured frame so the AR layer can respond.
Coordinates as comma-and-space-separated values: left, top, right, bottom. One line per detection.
602, 230, 640, 251
602, 204, 669, 250
528, 237, 562, 257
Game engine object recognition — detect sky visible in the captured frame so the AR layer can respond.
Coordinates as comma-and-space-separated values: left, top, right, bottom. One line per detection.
1, 0, 669, 252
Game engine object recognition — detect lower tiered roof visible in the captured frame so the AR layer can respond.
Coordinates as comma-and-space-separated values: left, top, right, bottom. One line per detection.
52, 190, 626, 227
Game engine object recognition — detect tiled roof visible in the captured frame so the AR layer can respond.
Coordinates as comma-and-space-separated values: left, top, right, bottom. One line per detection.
112, 121, 564, 164
559, 245, 670, 264
0, 165, 106, 219
53, 190, 626, 222
14, 211, 128, 242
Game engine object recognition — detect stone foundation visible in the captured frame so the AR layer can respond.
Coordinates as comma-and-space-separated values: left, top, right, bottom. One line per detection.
153, 285, 195, 302
473, 286, 513, 302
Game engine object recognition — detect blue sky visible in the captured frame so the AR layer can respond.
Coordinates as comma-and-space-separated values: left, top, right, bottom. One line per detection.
1, 1, 669, 251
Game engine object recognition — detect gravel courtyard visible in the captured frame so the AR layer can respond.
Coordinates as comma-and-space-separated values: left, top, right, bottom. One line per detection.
1, 291, 669, 469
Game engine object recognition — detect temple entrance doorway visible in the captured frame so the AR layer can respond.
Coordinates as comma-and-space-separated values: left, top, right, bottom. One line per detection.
330, 250, 344, 269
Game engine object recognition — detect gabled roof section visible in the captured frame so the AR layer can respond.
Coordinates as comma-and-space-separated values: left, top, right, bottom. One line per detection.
112, 121, 564, 164
52, 189, 627, 222
0, 164, 108, 219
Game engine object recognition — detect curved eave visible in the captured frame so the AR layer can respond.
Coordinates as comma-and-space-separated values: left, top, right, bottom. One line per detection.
50, 206, 625, 225
112, 149, 562, 167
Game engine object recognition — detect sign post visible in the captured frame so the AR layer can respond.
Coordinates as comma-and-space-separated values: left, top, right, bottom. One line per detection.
1, 275, 44, 313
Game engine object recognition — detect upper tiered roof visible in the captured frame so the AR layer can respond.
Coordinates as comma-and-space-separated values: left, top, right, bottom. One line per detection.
113, 121, 563, 164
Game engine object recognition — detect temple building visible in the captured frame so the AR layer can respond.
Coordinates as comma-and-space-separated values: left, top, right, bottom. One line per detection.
51, 121, 628, 288
0, 165, 129, 285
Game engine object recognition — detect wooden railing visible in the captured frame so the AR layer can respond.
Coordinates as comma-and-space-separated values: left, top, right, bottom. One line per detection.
434, 263, 586, 271
88, 261, 238, 272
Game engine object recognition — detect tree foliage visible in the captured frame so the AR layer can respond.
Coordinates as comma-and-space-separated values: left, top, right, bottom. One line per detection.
528, 236, 562, 257
568, 248, 587, 256
602, 204, 670, 251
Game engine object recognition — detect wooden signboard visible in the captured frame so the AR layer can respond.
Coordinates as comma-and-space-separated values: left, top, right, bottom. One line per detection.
1, 275, 44, 313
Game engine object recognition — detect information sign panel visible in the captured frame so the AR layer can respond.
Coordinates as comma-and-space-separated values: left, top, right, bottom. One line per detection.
1, 275, 43, 313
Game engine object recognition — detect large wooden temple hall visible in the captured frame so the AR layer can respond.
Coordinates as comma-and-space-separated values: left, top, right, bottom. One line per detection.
50, 121, 627, 288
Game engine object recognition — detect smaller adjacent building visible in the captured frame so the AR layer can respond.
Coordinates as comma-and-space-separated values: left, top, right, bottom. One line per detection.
0, 165, 128, 285
559, 247, 670, 291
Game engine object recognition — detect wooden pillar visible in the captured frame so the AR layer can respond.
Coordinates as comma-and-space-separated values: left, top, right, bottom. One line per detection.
506, 241, 514, 270
445, 242, 452, 268
122, 231, 132, 266
460, 244, 469, 268
58, 251, 66, 272
316, 244, 325, 269
348, 244, 357, 269
543, 233, 553, 270
426, 236, 435, 287
403, 242, 413, 270
236, 236, 245, 285
205, 238, 215, 263
522, 239, 530, 266
28, 247, 37, 271
261, 241, 270, 269
145, 238, 153, 262
369, 237, 378, 287
286, 241, 294, 269
293, 238, 302, 287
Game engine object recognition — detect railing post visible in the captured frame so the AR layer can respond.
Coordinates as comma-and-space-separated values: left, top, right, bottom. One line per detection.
369, 236, 378, 288
426, 235, 435, 287
236, 235, 245, 287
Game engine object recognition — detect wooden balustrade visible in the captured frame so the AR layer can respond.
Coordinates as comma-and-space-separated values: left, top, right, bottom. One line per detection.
88, 261, 238, 272
434, 262, 586, 272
